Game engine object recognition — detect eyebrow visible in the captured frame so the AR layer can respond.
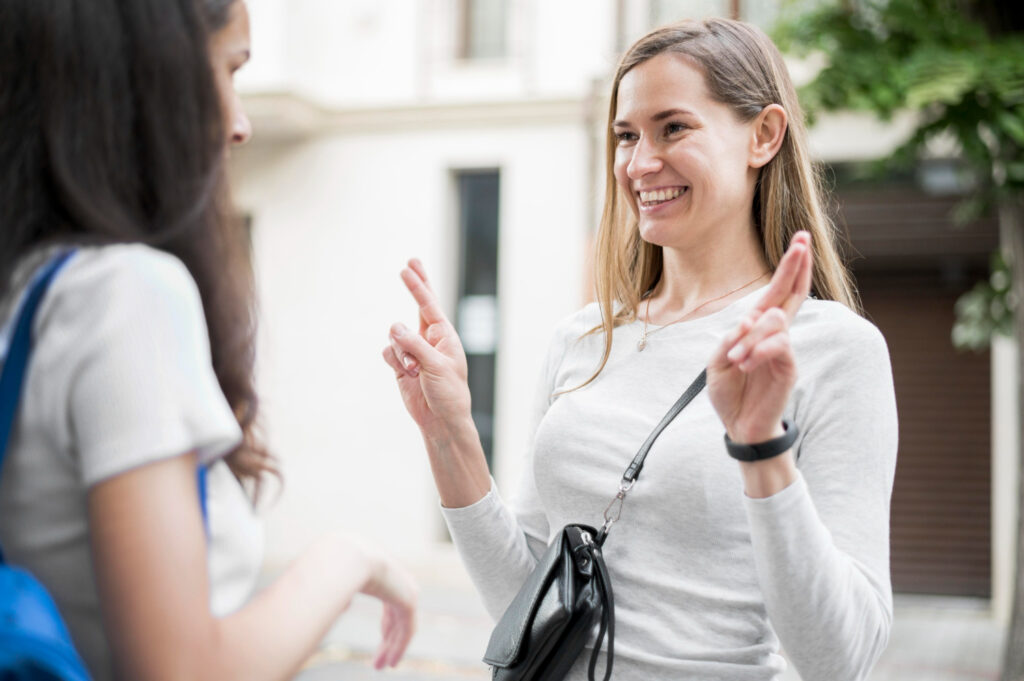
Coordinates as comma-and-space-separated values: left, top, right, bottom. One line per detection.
612, 108, 696, 128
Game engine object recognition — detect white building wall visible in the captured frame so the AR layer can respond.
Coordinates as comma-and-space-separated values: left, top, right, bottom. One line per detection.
232, 121, 589, 568
238, 0, 618, 107
232, 0, 609, 572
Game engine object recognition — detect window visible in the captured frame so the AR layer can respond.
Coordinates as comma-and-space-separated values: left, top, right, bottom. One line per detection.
454, 170, 501, 467
458, 0, 509, 60
649, 0, 779, 28
650, 0, 735, 26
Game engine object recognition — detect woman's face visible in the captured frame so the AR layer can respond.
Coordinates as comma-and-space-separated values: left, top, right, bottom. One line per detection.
209, 0, 252, 148
612, 52, 759, 250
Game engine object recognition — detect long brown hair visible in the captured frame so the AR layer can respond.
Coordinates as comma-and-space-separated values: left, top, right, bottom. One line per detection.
584, 18, 858, 389
0, 0, 275, 493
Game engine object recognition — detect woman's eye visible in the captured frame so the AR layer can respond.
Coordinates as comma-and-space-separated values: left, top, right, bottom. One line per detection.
614, 131, 638, 144
665, 122, 689, 135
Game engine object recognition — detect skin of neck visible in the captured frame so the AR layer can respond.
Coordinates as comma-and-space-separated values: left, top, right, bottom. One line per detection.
646, 215, 769, 324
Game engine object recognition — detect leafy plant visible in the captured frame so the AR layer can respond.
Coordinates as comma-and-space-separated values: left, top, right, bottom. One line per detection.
775, 0, 1024, 349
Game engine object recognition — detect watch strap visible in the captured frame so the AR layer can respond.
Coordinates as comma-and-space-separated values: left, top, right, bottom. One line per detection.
724, 419, 799, 462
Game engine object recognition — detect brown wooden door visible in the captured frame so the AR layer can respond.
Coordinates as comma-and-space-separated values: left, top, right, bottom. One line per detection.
858, 273, 992, 597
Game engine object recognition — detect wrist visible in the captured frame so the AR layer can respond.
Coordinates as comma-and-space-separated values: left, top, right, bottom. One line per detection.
422, 416, 491, 508
423, 415, 479, 453
739, 454, 797, 499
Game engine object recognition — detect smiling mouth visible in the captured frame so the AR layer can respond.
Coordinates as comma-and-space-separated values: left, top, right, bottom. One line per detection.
638, 187, 688, 207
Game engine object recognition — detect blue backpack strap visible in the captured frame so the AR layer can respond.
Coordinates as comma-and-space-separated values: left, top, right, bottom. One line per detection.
197, 465, 209, 530
0, 250, 78, 462
0, 250, 78, 564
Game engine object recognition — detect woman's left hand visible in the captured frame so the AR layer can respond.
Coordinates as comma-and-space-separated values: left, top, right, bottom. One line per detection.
707, 231, 812, 445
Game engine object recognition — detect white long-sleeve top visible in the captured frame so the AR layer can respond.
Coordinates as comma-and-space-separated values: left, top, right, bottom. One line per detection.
442, 287, 898, 681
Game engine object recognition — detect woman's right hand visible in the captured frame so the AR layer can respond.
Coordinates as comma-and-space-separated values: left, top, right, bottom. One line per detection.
383, 259, 491, 507
349, 539, 418, 670
382, 259, 473, 439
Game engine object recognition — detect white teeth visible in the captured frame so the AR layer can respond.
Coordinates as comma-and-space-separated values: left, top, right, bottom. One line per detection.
639, 187, 685, 205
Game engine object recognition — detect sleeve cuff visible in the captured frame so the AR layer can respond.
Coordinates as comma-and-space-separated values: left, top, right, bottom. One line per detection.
439, 476, 500, 521
743, 471, 808, 515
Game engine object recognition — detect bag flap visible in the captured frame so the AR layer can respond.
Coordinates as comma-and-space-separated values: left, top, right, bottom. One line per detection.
483, 529, 574, 667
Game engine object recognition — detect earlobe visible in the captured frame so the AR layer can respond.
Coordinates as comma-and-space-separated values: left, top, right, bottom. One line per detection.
749, 104, 788, 169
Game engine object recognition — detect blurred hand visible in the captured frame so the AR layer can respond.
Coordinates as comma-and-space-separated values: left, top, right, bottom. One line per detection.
382, 259, 474, 439
362, 552, 417, 670
334, 533, 418, 670
707, 231, 813, 444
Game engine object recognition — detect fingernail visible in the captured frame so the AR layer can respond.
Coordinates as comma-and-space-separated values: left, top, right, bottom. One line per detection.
727, 345, 743, 362
401, 355, 414, 370
392, 323, 407, 338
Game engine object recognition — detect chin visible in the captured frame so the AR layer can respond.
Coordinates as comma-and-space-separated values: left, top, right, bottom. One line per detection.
636, 221, 680, 248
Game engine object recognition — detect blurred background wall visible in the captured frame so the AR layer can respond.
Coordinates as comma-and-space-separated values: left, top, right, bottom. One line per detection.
228, 0, 1018, 629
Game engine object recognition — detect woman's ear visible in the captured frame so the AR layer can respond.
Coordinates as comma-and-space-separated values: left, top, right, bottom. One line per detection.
749, 104, 788, 169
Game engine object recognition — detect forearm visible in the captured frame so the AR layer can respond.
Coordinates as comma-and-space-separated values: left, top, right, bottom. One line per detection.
746, 475, 891, 681
202, 533, 374, 681
442, 481, 542, 620
423, 416, 491, 508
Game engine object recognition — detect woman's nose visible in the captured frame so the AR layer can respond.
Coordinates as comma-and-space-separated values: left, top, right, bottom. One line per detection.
627, 136, 661, 179
231, 94, 252, 146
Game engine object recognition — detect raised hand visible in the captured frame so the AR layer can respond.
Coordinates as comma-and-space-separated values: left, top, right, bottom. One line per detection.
382, 259, 473, 437
382, 259, 490, 507
707, 231, 813, 445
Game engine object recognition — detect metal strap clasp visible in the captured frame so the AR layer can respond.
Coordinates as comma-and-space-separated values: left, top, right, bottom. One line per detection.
598, 478, 635, 542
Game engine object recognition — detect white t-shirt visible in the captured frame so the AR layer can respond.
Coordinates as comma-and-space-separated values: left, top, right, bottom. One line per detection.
0, 244, 264, 680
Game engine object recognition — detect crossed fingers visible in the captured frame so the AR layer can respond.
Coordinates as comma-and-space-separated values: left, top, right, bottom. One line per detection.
752, 230, 812, 323
386, 259, 451, 378
711, 231, 812, 372
401, 258, 445, 332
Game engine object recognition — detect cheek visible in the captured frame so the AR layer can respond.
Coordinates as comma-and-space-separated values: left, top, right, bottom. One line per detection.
613, 152, 632, 194
213, 70, 233, 116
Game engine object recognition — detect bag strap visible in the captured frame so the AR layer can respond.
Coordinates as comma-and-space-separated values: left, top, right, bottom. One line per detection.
597, 368, 707, 544
587, 547, 615, 681
622, 368, 707, 484
0, 250, 78, 463
0, 251, 78, 564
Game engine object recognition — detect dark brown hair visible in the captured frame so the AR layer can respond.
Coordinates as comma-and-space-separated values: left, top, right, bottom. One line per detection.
0, 0, 275, 493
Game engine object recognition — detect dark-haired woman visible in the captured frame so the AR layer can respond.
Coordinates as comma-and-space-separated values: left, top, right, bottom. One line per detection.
0, 1, 416, 679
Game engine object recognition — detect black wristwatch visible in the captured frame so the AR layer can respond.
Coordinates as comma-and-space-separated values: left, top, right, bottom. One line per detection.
724, 419, 799, 462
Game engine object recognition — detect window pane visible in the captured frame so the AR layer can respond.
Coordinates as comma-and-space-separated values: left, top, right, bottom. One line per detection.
462, 0, 508, 59
650, 0, 730, 26
455, 170, 501, 468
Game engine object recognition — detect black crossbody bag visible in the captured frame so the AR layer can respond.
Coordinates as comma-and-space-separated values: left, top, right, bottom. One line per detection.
483, 369, 708, 681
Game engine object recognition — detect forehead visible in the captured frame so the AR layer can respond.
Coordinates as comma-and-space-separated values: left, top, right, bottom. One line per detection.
614, 52, 713, 121
211, 1, 251, 49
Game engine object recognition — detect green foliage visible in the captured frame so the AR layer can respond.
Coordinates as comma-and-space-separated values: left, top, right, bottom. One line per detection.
774, 0, 1024, 348
952, 250, 1015, 350
775, 0, 1024, 192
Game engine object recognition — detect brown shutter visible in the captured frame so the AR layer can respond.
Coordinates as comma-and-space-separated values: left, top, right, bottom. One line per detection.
857, 272, 992, 597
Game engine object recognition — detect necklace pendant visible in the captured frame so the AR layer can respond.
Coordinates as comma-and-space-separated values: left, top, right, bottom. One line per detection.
637, 337, 647, 352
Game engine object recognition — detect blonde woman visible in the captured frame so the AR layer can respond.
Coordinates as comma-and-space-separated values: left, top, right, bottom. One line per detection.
385, 18, 897, 681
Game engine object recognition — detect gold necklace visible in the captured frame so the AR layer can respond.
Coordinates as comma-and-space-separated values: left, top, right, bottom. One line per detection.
637, 272, 769, 352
